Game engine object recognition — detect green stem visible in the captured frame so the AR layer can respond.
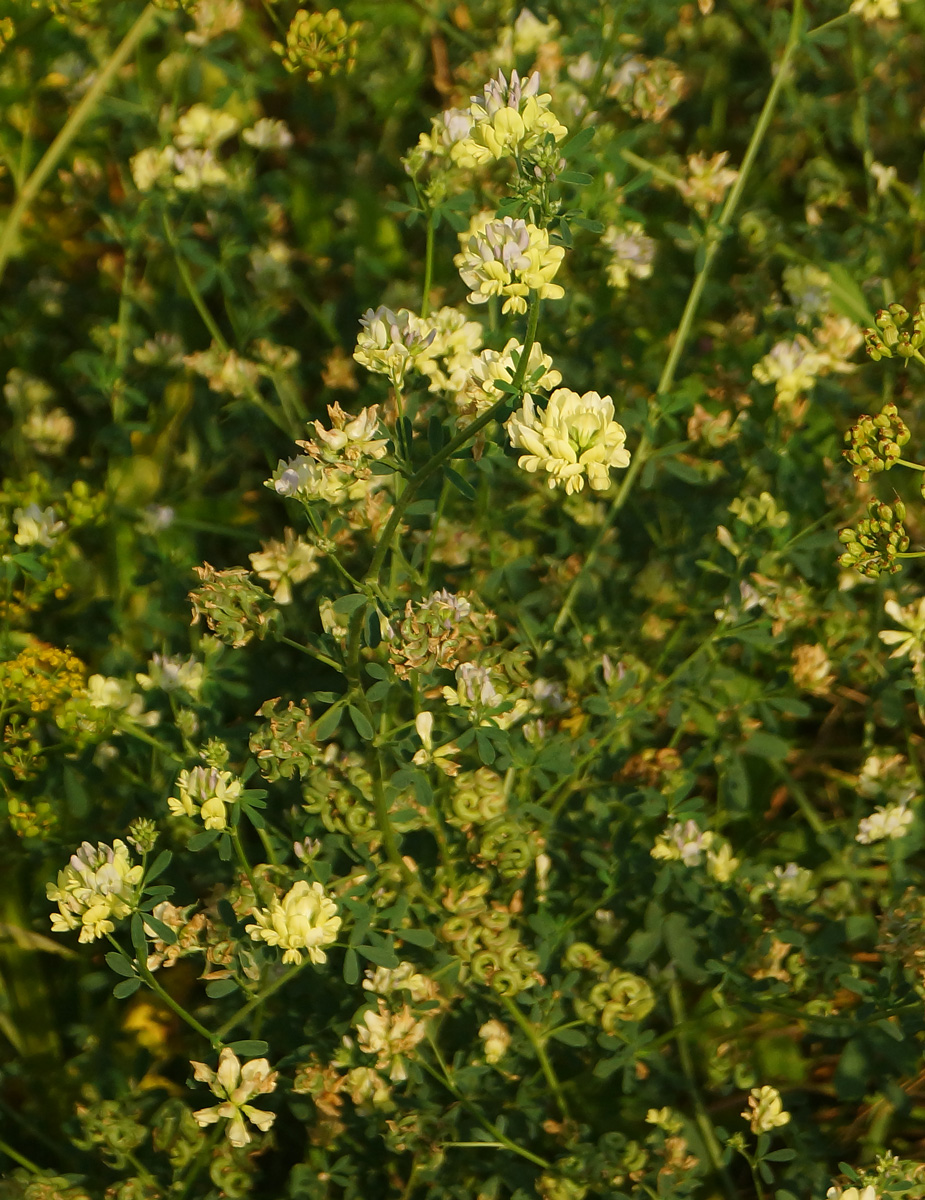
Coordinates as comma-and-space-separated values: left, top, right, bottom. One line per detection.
0, 5, 160, 286
552, 0, 806, 637
896, 459, 925, 472
230, 826, 265, 908
422, 1037, 552, 1169
500, 995, 569, 1120
0, 1137, 42, 1175
620, 147, 685, 188
668, 979, 736, 1200
215, 961, 306, 1041
421, 212, 435, 319
162, 212, 229, 352
278, 635, 342, 672
109, 932, 220, 1049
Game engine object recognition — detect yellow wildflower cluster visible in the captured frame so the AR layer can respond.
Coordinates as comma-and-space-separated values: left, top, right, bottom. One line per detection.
450, 69, 568, 169
246, 880, 342, 964
47, 840, 142, 943
168, 765, 242, 830
455, 214, 565, 314
272, 8, 360, 82
0, 640, 86, 714
462, 338, 561, 415
506, 389, 631, 494
190, 1048, 277, 1148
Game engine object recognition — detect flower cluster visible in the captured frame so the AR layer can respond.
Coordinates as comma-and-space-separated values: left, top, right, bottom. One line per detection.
357, 1001, 427, 1081
268, 403, 389, 508
455, 216, 565, 314
650, 819, 738, 881
741, 1085, 790, 1134
600, 221, 656, 291
856, 803, 914, 845
168, 765, 242, 830
189, 563, 279, 647
249, 528, 319, 605
47, 840, 142, 943
676, 151, 739, 217
843, 403, 911, 482
863, 302, 925, 361
272, 7, 360, 81
353, 307, 436, 390
415, 306, 484, 395
461, 338, 561, 415
506, 389, 631, 494
246, 880, 341, 964
387, 590, 492, 678
130, 103, 242, 194
190, 1048, 277, 1148
449, 70, 568, 170
838, 500, 909, 578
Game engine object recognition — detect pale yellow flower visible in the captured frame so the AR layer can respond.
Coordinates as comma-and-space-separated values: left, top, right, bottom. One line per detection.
455, 216, 565, 314
167, 765, 242, 831
249, 528, 319, 605
506, 388, 630, 493
190, 1048, 277, 1148
856, 803, 914, 845
357, 1000, 427, 1081
742, 1084, 790, 1134
478, 1018, 511, 1064
47, 840, 143, 943
462, 337, 561, 414
246, 880, 341, 965
880, 597, 925, 665
450, 70, 567, 170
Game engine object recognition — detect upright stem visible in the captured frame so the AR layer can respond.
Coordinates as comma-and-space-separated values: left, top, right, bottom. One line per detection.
0, 5, 160, 286
552, 0, 806, 635
421, 213, 435, 319
500, 995, 570, 1120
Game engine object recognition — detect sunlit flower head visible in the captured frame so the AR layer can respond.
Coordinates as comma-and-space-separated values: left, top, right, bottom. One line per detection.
506, 388, 630, 493
742, 1084, 790, 1134
246, 880, 341, 964
455, 216, 565, 314
190, 1048, 277, 1148
47, 840, 143, 943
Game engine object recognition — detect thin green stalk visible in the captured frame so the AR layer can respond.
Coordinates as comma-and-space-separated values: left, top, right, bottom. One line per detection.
668, 979, 736, 1200
162, 213, 229, 352
552, 0, 806, 636
421, 212, 435, 319
215, 961, 306, 1041
500, 995, 569, 1120
230, 826, 265, 908
108, 933, 220, 1048
0, 1137, 42, 1175
620, 147, 685, 188
278, 635, 341, 671
0, 5, 160, 286
423, 1037, 552, 1170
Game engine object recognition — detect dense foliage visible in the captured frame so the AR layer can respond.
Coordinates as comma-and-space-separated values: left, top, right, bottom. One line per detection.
3, 1, 925, 1198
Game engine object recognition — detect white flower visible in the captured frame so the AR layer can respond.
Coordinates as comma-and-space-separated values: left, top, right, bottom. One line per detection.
311, 402, 388, 461
826, 1186, 878, 1200
772, 863, 814, 903
412, 711, 461, 776
601, 222, 656, 290
462, 337, 560, 414
849, 0, 904, 18
171, 148, 229, 192
879, 597, 925, 666
246, 880, 341, 964
174, 103, 240, 150
856, 802, 914, 845
22, 407, 75, 455
357, 1000, 427, 1081
415, 306, 484, 395
455, 216, 564, 314
249, 528, 319, 605
677, 151, 738, 216
451, 70, 568, 169
753, 337, 826, 406
130, 146, 174, 191
190, 1048, 277, 1148
13, 503, 65, 547
742, 1084, 790, 1134
506, 388, 630, 494
242, 118, 293, 150
168, 766, 242, 831
353, 306, 435, 389
362, 961, 439, 1002
651, 819, 714, 866
47, 840, 143, 943
478, 1018, 511, 1064
136, 653, 204, 699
